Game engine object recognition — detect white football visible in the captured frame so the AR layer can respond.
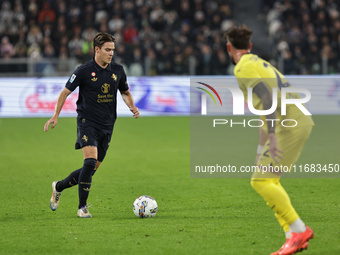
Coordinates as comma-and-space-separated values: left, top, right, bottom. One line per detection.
133, 195, 158, 218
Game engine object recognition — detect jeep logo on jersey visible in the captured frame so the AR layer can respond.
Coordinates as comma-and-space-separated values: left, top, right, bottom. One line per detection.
101, 83, 110, 93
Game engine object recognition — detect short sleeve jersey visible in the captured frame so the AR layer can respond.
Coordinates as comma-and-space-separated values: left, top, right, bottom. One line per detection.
66, 59, 129, 132
234, 53, 314, 132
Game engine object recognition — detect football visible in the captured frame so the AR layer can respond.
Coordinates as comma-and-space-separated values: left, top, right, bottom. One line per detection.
133, 195, 158, 218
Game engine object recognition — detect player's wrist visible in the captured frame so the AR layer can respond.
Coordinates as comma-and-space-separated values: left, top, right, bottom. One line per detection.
257, 144, 264, 154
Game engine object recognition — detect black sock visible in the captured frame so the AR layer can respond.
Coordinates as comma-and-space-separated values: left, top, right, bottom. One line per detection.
56, 168, 82, 192
55, 166, 97, 192
78, 158, 97, 209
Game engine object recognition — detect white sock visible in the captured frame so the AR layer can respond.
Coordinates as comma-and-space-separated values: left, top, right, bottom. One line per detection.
289, 218, 306, 233
285, 230, 292, 239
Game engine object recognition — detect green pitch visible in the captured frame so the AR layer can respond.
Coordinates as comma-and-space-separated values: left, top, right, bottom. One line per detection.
0, 116, 339, 254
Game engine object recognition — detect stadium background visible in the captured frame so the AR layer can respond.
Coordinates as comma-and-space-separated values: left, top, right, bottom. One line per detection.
0, 0, 339, 76
0, 0, 339, 255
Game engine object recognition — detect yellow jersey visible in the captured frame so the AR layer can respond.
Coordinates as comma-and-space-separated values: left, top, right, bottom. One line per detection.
234, 53, 314, 133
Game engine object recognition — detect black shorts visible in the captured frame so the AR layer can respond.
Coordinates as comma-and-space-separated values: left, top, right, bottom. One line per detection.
75, 125, 112, 162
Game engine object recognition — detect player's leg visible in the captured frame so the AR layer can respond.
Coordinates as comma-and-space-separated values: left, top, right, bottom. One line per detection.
75, 154, 103, 218
51, 162, 100, 211
91, 131, 111, 175
252, 126, 313, 254
250, 176, 301, 227
56, 160, 101, 193
76, 145, 97, 218
251, 176, 313, 255
55, 168, 81, 191
50, 125, 91, 211
252, 127, 312, 226
77, 129, 111, 217
75, 125, 99, 217
50, 168, 83, 211
76, 129, 111, 218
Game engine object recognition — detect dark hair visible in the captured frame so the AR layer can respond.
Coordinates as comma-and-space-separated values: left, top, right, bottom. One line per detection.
225, 24, 253, 50
93, 32, 115, 48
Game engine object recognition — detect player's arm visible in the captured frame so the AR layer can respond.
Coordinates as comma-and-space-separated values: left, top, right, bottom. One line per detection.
120, 89, 140, 119
253, 82, 276, 132
44, 88, 72, 132
253, 82, 283, 163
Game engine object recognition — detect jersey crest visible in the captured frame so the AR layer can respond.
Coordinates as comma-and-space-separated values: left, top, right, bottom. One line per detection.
101, 83, 111, 93
112, 73, 117, 81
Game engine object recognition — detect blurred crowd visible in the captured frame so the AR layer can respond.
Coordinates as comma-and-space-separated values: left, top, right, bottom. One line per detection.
3, 0, 337, 76
0, 0, 234, 75
263, 0, 340, 74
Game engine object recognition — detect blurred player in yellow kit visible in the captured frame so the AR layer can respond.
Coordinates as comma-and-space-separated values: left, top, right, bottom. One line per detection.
225, 24, 314, 255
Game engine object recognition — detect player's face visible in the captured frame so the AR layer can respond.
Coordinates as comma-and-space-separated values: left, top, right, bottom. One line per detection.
95, 42, 115, 67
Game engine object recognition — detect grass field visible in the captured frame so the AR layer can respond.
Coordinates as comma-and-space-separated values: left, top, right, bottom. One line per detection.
0, 116, 339, 255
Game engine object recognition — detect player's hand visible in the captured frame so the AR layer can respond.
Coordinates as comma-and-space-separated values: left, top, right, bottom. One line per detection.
130, 106, 140, 119
268, 133, 284, 163
44, 117, 58, 132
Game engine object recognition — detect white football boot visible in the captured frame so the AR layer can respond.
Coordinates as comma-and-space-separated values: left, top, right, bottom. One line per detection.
50, 181, 61, 211
77, 205, 92, 218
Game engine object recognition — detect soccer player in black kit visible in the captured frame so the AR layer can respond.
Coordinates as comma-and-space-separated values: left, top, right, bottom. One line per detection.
44, 32, 140, 218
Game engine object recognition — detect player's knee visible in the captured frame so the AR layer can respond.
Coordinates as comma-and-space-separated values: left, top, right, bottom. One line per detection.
250, 178, 270, 193
250, 178, 260, 191
84, 158, 97, 171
